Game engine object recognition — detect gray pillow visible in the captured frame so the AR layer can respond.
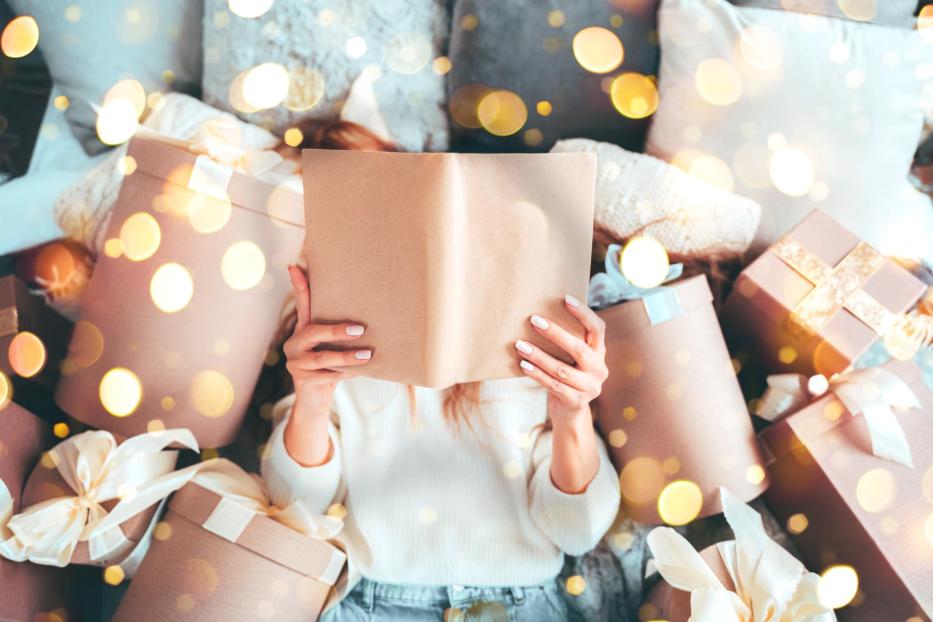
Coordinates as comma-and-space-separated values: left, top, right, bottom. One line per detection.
8, 0, 202, 154
448, 0, 661, 153
201, 0, 449, 152
730, 0, 917, 28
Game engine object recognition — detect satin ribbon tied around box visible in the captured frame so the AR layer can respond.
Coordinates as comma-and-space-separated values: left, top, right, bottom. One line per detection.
588, 243, 684, 324
647, 488, 836, 622
0, 428, 203, 567
756, 367, 922, 467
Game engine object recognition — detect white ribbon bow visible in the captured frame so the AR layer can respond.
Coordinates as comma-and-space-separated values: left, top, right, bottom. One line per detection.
647, 489, 837, 622
189, 458, 343, 544
587, 243, 683, 310
756, 367, 922, 467
0, 429, 202, 567
188, 118, 287, 179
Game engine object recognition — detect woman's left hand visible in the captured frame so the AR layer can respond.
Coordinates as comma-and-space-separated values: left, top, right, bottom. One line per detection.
515, 294, 609, 424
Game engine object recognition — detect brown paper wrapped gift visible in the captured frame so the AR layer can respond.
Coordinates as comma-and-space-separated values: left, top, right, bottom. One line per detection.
115, 459, 346, 622
594, 275, 768, 524
302, 149, 596, 388
0, 403, 77, 621
55, 134, 305, 447
0, 274, 72, 390
722, 210, 926, 378
760, 359, 933, 621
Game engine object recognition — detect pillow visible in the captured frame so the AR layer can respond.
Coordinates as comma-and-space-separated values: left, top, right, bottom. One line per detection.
552, 138, 761, 256
647, 0, 932, 261
8, 0, 203, 155
730, 0, 918, 28
447, 0, 661, 152
201, 0, 449, 152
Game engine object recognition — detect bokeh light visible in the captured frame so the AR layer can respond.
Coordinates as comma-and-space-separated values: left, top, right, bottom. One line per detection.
284, 66, 325, 112
99, 367, 142, 417
119, 212, 161, 261
572, 27, 624, 74
190, 370, 235, 418
150, 263, 194, 313
187, 195, 232, 234
221, 241, 266, 291
770, 147, 815, 196
96, 100, 139, 146
68, 321, 104, 369
385, 34, 432, 75
477, 90, 527, 137
837, 0, 875, 22
1, 15, 39, 58
687, 154, 733, 192
657, 480, 703, 526
817, 565, 859, 609
227, 0, 273, 19
565, 575, 586, 596
695, 58, 743, 106
103, 565, 126, 586
920, 6, 933, 43
738, 26, 783, 71
0, 371, 11, 410
103, 79, 147, 119
787, 513, 809, 534
610, 73, 659, 119
856, 468, 895, 513
620, 236, 670, 289
232, 63, 289, 111
449, 84, 492, 129
283, 128, 303, 147
8, 332, 45, 378
619, 457, 665, 505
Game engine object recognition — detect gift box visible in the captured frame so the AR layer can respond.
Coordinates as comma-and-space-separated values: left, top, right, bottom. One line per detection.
3, 428, 201, 570
0, 274, 72, 390
54, 133, 305, 447
722, 210, 926, 378
303, 149, 595, 388
114, 459, 346, 622
643, 489, 835, 622
0, 403, 77, 621
760, 359, 933, 620
594, 274, 768, 524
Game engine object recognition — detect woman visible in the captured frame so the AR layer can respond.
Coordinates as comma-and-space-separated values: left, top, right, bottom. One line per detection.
262, 120, 620, 621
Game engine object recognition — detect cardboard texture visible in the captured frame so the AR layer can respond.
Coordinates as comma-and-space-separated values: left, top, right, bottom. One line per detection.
761, 359, 933, 621
644, 545, 733, 622
302, 149, 596, 388
0, 403, 76, 621
114, 481, 344, 622
0, 275, 72, 389
54, 136, 305, 447
723, 210, 925, 378
595, 275, 768, 524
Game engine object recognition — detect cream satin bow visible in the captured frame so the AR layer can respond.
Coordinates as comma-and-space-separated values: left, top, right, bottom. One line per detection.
647, 489, 836, 622
0, 429, 203, 567
188, 118, 287, 179
756, 367, 922, 467
189, 458, 343, 543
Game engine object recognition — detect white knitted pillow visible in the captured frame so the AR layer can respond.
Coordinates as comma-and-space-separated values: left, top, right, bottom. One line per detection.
201, 0, 449, 152
552, 138, 761, 257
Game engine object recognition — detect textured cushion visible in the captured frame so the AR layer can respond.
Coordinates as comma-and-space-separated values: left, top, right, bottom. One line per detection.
647, 0, 932, 260
201, 0, 449, 152
552, 138, 761, 257
447, 0, 660, 153
8, 0, 203, 154
730, 0, 918, 28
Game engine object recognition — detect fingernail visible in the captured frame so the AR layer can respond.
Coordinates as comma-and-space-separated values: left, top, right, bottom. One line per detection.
520, 360, 535, 372
355, 350, 372, 360
346, 325, 365, 336
515, 340, 533, 355
565, 294, 580, 308
530, 315, 549, 330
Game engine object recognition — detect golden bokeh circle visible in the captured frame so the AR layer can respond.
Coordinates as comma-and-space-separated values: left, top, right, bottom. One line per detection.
99, 367, 142, 418
477, 90, 528, 137
150, 263, 194, 313
1, 15, 39, 58
657, 480, 703, 526
8, 332, 46, 378
190, 370, 236, 418
120, 212, 161, 261
572, 26, 624, 74
610, 73, 659, 120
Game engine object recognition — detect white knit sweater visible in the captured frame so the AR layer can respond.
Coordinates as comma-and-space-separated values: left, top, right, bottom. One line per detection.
262, 375, 621, 588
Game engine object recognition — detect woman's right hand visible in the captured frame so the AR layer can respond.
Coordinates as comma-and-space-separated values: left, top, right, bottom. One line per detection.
285, 264, 372, 422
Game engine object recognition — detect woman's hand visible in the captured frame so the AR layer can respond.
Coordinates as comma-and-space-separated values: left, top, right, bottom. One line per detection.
514, 293, 608, 494
283, 265, 371, 466
514, 294, 609, 424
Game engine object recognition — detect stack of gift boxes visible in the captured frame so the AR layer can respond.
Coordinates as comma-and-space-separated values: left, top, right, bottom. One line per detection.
0, 130, 931, 621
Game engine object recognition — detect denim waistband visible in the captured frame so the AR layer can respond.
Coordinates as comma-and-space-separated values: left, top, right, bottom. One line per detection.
355, 577, 555, 608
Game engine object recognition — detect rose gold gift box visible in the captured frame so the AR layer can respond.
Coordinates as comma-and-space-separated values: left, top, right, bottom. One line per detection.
761, 359, 933, 621
595, 275, 768, 524
114, 480, 345, 622
722, 210, 925, 378
0, 403, 78, 621
54, 135, 304, 447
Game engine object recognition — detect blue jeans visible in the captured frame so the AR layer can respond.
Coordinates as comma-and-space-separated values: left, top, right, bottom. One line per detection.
322, 577, 570, 621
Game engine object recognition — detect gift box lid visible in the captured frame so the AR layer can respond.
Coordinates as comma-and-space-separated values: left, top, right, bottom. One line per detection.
169, 481, 346, 586
759, 358, 929, 464
597, 274, 713, 339
125, 136, 304, 228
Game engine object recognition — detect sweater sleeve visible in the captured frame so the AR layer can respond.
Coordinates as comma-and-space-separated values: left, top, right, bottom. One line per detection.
261, 394, 343, 516
527, 428, 621, 556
